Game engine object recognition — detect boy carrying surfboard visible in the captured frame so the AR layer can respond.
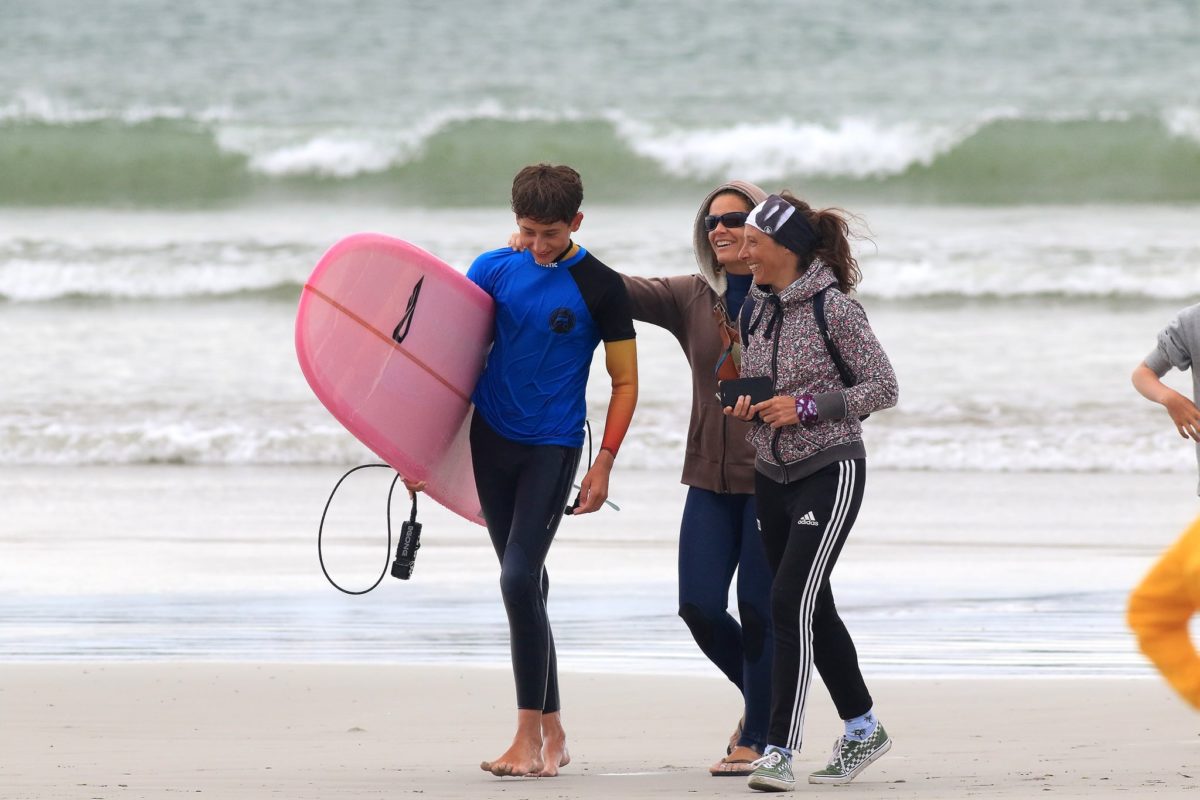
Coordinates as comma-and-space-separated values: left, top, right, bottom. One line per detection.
460, 163, 638, 777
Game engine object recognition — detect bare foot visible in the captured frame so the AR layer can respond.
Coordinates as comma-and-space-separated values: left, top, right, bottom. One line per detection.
536, 737, 570, 777
480, 740, 544, 777
481, 710, 545, 777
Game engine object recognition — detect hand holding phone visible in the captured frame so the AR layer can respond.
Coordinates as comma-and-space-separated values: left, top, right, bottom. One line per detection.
719, 376, 773, 422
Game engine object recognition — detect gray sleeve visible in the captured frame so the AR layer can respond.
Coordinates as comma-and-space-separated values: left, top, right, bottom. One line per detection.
1146, 303, 1200, 376
813, 392, 848, 421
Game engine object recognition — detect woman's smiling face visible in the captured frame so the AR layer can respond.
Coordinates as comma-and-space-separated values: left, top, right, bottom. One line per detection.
739, 225, 799, 291
706, 192, 752, 274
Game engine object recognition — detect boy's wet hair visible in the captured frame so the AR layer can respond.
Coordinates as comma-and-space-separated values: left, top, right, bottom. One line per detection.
511, 164, 583, 223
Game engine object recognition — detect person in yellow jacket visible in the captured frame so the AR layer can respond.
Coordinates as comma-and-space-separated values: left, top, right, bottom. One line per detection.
1129, 304, 1200, 708
1127, 517, 1200, 709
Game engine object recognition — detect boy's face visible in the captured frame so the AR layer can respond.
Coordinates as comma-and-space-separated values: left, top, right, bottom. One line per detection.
516, 213, 583, 265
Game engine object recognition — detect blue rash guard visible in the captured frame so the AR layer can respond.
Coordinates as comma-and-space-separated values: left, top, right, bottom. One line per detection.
467, 246, 635, 447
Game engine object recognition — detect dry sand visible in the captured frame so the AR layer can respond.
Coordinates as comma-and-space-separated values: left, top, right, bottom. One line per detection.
2, 663, 1196, 799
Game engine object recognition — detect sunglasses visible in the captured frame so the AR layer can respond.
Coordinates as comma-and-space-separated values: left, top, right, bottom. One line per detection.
703, 211, 749, 232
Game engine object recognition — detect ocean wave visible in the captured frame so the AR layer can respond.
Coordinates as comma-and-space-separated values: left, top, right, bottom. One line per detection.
1164, 107, 1200, 143
615, 115, 974, 182
2, 109, 1200, 205
0, 409, 1192, 474
0, 240, 311, 302
218, 100, 580, 179
870, 426, 1193, 474
860, 251, 1200, 302
5, 238, 1199, 304
0, 416, 370, 466
0, 89, 233, 126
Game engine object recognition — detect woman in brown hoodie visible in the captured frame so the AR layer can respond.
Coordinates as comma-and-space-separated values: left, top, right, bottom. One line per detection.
622, 181, 773, 775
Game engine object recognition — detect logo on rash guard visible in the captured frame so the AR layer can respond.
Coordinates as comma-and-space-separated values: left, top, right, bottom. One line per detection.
548, 307, 576, 334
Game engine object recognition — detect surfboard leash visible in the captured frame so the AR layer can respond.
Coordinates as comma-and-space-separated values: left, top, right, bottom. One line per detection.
566, 420, 621, 514
317, 463, 421, 595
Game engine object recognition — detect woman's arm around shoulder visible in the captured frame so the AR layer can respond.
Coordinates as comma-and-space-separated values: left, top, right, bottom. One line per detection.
621, 273, 697, 335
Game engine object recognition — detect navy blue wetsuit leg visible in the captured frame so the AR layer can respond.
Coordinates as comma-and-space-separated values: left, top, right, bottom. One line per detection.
677, 487, 774, 751
470, 412, 581, 713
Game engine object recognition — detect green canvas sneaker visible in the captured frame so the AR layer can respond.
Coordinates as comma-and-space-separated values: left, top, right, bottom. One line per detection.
747, 747, 795, 792
808, 723, 892, 784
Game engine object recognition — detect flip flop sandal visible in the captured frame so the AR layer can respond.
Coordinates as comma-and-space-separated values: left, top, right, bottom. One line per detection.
710, 756, 757, 777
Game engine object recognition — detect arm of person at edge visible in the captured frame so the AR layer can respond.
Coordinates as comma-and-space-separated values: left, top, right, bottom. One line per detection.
572, 338, 638, 514
1127, 517, 1200, 709
1132, 363, 1200, 442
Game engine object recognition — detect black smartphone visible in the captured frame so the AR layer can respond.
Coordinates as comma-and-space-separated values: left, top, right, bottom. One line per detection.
719, 376, 774, 411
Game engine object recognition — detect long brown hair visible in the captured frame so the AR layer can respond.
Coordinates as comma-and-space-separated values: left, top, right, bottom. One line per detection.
779, 192, 862, 293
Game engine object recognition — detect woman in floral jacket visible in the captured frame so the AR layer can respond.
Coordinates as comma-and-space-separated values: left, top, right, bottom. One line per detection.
724, 193, 899, 791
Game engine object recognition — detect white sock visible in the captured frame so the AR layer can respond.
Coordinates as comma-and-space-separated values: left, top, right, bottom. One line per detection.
762, 744, 793, 762
844, 709, 878, 742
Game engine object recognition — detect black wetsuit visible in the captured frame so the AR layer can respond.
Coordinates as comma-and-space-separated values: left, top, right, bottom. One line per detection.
469, 413, 580, 711
467, 245, 635, 712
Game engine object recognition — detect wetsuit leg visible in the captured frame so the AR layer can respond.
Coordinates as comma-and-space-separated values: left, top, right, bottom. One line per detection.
540, 569, 561, 714
756, 459, 869, 752
470, 412, 580, 713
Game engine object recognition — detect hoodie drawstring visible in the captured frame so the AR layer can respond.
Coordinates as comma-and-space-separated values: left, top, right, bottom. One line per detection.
747, 293, 789, 483
749, 292, 783, 340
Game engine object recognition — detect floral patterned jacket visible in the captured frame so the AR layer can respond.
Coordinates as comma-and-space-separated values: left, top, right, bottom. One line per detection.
741, 260, 898, 483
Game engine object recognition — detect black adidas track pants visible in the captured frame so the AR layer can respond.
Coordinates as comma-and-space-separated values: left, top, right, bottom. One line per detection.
755, 458, 872, 752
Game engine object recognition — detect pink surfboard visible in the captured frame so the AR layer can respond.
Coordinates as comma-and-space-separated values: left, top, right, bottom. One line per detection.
295, 233, 494, 526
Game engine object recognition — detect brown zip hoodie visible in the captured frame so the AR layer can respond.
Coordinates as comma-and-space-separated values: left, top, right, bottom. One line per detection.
620, 180, 768, 495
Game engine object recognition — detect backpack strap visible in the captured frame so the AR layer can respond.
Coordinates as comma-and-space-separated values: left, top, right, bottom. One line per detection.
813, 287, 869, 420
813, 287, 853, 387
738, 295, 756, 348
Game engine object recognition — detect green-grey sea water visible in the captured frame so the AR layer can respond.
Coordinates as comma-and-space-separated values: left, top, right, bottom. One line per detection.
2, 0, 1199, 676
2, 1, 1199, 471
2, 0, 1199, 205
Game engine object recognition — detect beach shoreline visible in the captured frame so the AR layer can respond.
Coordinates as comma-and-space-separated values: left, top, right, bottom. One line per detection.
2, 663, 1196, 799
2, 465, 1196, 676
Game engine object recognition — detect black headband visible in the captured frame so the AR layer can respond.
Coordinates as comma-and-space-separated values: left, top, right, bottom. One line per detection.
746, 195, 819, 255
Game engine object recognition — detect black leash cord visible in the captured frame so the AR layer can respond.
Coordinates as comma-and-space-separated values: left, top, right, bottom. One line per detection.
317, 463, 408, 595
585, 419, 593, 471
565, 420, 598, 515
